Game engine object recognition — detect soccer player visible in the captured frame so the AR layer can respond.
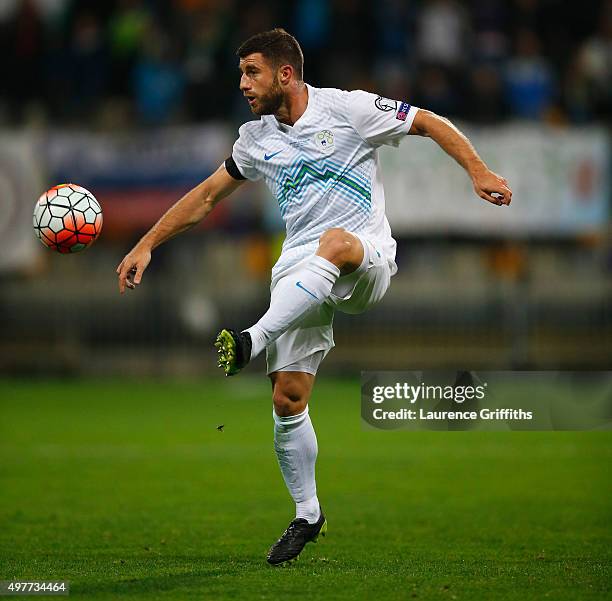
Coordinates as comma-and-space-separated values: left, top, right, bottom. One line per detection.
116, 28, 512, 565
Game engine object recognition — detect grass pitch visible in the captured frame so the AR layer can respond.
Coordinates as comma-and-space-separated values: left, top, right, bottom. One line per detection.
0, 377, 610, 600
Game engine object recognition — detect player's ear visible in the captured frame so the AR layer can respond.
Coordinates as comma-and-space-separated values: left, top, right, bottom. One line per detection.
278, 64, 293, 85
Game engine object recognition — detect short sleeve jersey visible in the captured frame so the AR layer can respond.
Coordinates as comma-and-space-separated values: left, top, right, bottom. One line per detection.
231, 84, 419, 277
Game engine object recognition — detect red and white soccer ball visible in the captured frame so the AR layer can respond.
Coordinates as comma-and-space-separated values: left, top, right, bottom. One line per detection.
33, 184, 103, 253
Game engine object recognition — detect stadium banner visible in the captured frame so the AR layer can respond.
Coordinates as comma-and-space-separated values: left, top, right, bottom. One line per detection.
37, 125, 235, 235
4, 124, 607, 249
0, 135, 43, 273
380, 124, 610, 235
361, 371, 612, 431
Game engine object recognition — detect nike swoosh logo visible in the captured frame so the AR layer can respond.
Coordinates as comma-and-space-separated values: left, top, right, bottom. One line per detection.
295, 281, 318, 300
264, 150, 283, 161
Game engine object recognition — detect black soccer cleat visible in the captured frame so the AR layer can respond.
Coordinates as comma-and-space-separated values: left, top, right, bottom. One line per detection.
214, 328, 252, 376
266, 508, 327, 566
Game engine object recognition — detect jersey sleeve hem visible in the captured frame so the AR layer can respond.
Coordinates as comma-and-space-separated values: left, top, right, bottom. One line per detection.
224, 156, 246, 180
403, 105, 419, 135
231, 121, 265, 181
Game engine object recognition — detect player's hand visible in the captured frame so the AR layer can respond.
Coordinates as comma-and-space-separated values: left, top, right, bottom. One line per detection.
116, 245, 152, 294
472, 168, 512, 206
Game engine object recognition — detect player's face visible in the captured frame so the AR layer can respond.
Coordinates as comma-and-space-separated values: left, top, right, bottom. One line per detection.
239, 53, 283, 116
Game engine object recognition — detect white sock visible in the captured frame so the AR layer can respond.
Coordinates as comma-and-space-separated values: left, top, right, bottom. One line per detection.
246, 255, 340, 359
273, 406, 321, 524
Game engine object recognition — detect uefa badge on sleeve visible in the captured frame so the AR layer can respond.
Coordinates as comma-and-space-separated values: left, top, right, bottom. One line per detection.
314, 130, 335, 154
396, 102, 411, 121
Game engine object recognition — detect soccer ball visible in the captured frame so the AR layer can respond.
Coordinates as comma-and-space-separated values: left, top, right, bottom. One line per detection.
33, 184, 103, 253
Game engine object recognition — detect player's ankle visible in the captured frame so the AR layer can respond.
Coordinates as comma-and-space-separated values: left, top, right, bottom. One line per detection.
296, 495, 320, 524
243, 325, 266, 360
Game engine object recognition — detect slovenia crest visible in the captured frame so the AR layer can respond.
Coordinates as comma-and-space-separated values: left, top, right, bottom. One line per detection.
314, 130, 335, 153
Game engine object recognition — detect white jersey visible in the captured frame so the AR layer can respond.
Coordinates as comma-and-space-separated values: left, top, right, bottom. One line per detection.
231, 84, 419, 278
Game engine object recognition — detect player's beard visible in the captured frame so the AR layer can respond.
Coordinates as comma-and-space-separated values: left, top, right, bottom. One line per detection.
251, 76, 284, 116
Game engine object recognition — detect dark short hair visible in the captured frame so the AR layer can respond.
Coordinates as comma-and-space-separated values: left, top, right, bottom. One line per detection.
237, 28, 304, 80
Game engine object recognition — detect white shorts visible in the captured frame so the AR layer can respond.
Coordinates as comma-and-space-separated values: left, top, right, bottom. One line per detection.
266, 233, 392, 375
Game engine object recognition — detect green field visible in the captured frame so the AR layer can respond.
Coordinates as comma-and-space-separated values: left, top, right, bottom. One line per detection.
0, 378, 610, 600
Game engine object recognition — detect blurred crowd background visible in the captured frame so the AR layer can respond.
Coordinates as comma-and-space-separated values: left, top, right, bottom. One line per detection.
2, 0, 611, 126
0, 0, 610, 377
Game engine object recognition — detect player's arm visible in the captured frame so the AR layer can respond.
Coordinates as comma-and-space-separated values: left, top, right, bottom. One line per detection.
116, 163, 245, 294
409, 110, 512, 207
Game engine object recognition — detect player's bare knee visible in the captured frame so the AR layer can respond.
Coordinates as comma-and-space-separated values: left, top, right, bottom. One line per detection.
271, 375, 310, 416
318, 228, 353, 265
269, 371, 314, 416
273, 390, 308, 417
318, 228, 364, 273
